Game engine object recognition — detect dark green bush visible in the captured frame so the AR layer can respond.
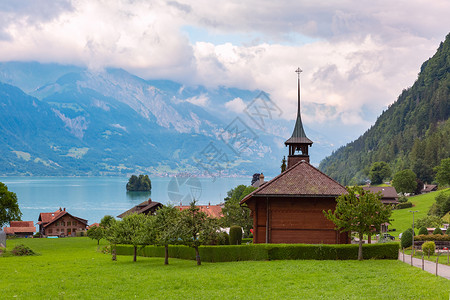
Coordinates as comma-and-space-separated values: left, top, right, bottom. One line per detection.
11, 244, 35, 256
229, 226, 242, 245
446, 227, 450, 235
398, 196, 408, 203
396, 202, 413, 209
418, 227, 429, 235
218, 232, 230, 245
433, 228, 444, 235
401, 229, 413, 248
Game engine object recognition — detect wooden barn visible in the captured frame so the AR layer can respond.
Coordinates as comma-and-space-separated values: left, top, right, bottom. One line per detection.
240, 68, 349, 244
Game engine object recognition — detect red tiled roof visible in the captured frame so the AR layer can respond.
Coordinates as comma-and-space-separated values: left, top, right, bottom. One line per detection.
4, 226, 36, 234
362, 186, 398, 199
241, 160, 347, 204
38, 209, 87, 228
176, 205, 223, 219
87, 223, 100, 229
117, 199, 163, 218
10, 221, 34, 227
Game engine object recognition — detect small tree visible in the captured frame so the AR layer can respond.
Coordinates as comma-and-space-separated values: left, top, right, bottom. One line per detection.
416, 215, 443, 229
446, 227, 450, 235
418, 226, 428, 235
177, 200, 213, 266
369, 162, 391, 185
434, 158, 450, 187
0, 182, 22, 228
113, 213, 156, 262
392, 169, 417, 195
87, 225, 103, 246
154, 204, 180, 265
221, 186, 255, 237
324, 186, 392, 260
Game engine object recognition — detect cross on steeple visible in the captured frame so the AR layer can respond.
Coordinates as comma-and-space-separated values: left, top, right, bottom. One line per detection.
295, 67, 302, 78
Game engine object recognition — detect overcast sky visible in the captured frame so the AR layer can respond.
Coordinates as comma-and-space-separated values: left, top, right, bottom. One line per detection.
1, 0, 450, 145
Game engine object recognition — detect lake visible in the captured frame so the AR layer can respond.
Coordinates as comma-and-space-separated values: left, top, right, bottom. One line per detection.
0, 176, 251, 225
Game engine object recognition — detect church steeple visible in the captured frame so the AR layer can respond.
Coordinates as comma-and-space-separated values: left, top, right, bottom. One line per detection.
284, 67, 313, 168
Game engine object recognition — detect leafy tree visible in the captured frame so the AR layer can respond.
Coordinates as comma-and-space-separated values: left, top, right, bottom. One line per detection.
435, 158, 450, 186
0, 182, 22, 228
100, 215, 115, 229
224, 185, 247, 202
112, 213, 156, 262
416, 215, 443, 229
369, 162, 391, 185
446, 227, 450, 235
87, 225, 103, 246
324, 186, 392, 260
414, 179, 424, 195
177, 200, 216, 265
434, 192, 450, 217
221, 185, 256, 237
154, 204, 180, 265
392, 169, 417, 195
126, 174, 152, 191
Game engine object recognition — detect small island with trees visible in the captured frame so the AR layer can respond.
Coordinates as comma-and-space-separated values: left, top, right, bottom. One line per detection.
126, 175, 152, 192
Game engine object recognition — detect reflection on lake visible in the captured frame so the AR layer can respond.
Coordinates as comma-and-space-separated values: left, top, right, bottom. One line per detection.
0, 176, 250, 224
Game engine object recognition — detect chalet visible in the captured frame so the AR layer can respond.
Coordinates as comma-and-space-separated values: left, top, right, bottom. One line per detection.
38, 208, 88, 237
362, 186, 399, 205
3, 221, 36, 237
422, 184, 438, 193
241, 69, 349, 244
117, 199, 163, 218
176, 203, 224, 219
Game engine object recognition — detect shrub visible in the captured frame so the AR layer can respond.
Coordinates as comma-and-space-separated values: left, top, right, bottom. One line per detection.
398, 196, 408, 203
115, 243, 399, 261
446, 227, 450, 235
415, 234, 450, 241
422, 241, 436, 258
396, 202, 413, 209
11, 244, 35, 256
229, 226, 242, 245
418, 227, 429, 235
401, 229, 413, 248
433, 228, 443, 235
218, 232, 230, 245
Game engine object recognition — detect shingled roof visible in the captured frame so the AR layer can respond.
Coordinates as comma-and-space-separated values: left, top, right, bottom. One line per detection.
38, 208, 87, 228
117, 199, 163, 218
175, 204, 224, 219
3, 221, 36, 234
241, 160, 347, 204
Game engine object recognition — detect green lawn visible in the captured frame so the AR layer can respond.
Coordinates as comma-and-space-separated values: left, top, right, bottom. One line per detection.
390, 189, 450, 237
1, 238, 450, 299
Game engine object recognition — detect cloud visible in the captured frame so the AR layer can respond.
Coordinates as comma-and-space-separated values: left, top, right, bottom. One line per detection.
225, 97, 246, 113
1, 0, 450, 142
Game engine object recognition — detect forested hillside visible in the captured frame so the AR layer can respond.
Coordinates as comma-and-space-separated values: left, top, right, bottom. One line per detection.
319, 33, 450, 185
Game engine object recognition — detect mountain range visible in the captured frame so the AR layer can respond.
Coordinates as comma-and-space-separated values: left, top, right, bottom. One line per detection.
319, 33, 450, 185
0, 62, 336, 177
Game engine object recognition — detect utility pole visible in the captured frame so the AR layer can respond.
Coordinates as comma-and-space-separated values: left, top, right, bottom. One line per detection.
409, 210, 419, 256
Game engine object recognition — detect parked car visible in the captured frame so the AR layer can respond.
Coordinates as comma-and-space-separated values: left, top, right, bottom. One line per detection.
381, 233, 395, 240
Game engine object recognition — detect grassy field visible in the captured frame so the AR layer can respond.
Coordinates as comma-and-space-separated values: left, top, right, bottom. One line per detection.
389, 189, 450, 237
1, 238, 450, 299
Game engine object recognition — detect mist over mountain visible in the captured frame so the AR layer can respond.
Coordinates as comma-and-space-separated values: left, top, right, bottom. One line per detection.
0, 62, 337, 177
319, 34, 450, 185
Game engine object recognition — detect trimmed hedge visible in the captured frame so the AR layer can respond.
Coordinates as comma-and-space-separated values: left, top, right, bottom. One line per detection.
415, 234, 450, 241
115, 242, 399, 262
396, 202, 413, 209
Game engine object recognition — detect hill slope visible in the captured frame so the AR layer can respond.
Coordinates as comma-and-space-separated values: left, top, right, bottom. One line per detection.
319, 33, 450, 185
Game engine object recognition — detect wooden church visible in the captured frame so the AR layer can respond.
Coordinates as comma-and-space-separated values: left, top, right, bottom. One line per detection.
240, 68, 349, 244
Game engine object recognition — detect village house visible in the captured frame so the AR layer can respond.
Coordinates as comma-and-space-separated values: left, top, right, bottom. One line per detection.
37, 208, 88, 237
175, 203, 224, 219
241, 69, 349, 244
117, 198, 163, 218
362, 186, 399, 205
3, 221, 36, 237
422, 184, 438, 193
